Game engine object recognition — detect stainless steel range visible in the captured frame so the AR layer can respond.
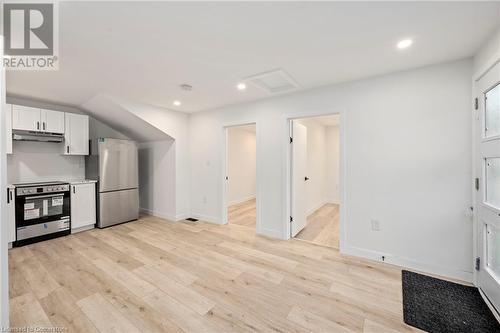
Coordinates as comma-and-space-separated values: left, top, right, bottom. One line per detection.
13, 181, 71, 246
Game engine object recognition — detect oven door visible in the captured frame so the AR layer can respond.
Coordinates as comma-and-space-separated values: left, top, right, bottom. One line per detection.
16, 191, 70, 227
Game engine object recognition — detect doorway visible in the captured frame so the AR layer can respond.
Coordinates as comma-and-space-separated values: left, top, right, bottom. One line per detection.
289, 115, 341, 248
223, 123, 257, 230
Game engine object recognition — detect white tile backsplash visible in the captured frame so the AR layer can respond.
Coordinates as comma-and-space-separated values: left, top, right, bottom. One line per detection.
7, 141, 85, 184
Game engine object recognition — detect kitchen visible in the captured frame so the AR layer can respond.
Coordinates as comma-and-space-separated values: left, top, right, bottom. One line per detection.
5, 99, 139, 248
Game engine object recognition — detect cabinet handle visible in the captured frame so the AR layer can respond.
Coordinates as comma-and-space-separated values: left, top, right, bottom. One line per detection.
37, 121, 40, 130
43, 122, 46, 131
73, 186, 75, 194
66, 146, 69, 154
6, 188, 10, 204
10, 189, 12, 202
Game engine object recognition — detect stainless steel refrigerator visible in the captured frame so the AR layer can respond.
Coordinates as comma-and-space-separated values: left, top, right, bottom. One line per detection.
86, 138, 139, 228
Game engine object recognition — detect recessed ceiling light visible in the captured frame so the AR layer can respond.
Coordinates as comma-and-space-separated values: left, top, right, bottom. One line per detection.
237, 83, 247, 91
397, 39, 413, 50
173, 100, 181, 106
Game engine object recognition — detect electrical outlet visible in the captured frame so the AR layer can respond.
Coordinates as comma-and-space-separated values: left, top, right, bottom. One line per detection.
371, 219, 380, 231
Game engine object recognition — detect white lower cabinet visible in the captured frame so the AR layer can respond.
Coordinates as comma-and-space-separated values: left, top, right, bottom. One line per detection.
71, 182, 96, 232
6, 186, 15, 245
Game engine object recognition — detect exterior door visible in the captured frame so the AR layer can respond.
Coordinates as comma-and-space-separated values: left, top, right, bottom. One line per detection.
291, 121, 308, 237
475, 61, 500, 314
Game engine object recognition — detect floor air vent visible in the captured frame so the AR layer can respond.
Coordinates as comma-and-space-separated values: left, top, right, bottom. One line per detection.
185, 218, 199, 222
245, 69, 299, 94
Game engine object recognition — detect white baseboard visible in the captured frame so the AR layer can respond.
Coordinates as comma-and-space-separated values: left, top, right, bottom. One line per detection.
175, 212, 191, 221
306, 199, 340, 216
228, 195, 256, 206
71, 224, 95, 234
140, 208, 194, 222
257, 227, 286, 240
140, 207, 176, 222
341, 244, 473, 283
307, 200, 328, 216
190, 212, 222, 225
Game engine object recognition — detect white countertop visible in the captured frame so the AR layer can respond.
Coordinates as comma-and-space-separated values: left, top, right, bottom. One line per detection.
69, 179, 98, 185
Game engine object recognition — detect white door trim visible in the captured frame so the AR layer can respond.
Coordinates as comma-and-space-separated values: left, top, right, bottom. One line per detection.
0, 36, 9, 328
221, 122, 260, 233
283, 108, 347, 251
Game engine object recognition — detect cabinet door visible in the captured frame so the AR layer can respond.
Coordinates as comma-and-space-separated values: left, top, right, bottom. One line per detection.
41, 109, 65, 134
64, 113, 89, 155
71, 183, 96, 230
12, 105, 41, 131
7, 188, 15, 243
5, 104, 12, 154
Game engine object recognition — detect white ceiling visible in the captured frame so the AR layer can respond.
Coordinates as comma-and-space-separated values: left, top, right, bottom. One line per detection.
6, 1, 500, 113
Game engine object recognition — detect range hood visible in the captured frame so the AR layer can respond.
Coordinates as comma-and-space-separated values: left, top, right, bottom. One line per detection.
12, 130, 64, 143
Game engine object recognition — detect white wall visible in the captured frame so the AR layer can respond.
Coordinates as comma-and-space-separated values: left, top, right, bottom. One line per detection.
325, 126, 340, 204
89, 116, 130, 141
7, 142, 85, 183
473, 27, 500, 76
138, 140, 176, 220
111, 98, 191, 220
227, 126, 256, 205
190, 59, 473, 281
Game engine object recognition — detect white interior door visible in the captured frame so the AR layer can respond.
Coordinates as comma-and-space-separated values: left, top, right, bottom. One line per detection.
475, 61, 500, 315
291, 121, 308, 237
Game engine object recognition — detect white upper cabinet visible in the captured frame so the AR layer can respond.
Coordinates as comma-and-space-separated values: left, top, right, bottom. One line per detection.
5, 104, 12, 154
64, 113, 89, 155
12, 105, 65, 134
12, 105, 41, 131
41, 109, 65, 134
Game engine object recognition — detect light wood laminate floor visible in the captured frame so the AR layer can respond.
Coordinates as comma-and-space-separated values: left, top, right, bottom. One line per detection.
229, 200, 340, 249
296, 203, 340, 248
228, 198, 256, 228
9, 215, 422, 333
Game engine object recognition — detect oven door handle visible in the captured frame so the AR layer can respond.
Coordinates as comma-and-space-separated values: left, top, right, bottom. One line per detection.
25, 193, 66, 200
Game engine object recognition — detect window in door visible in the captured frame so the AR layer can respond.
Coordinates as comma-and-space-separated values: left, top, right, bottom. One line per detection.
486, 223, 500, 279
485, 157, 500, 209
485, 83, 500, 138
